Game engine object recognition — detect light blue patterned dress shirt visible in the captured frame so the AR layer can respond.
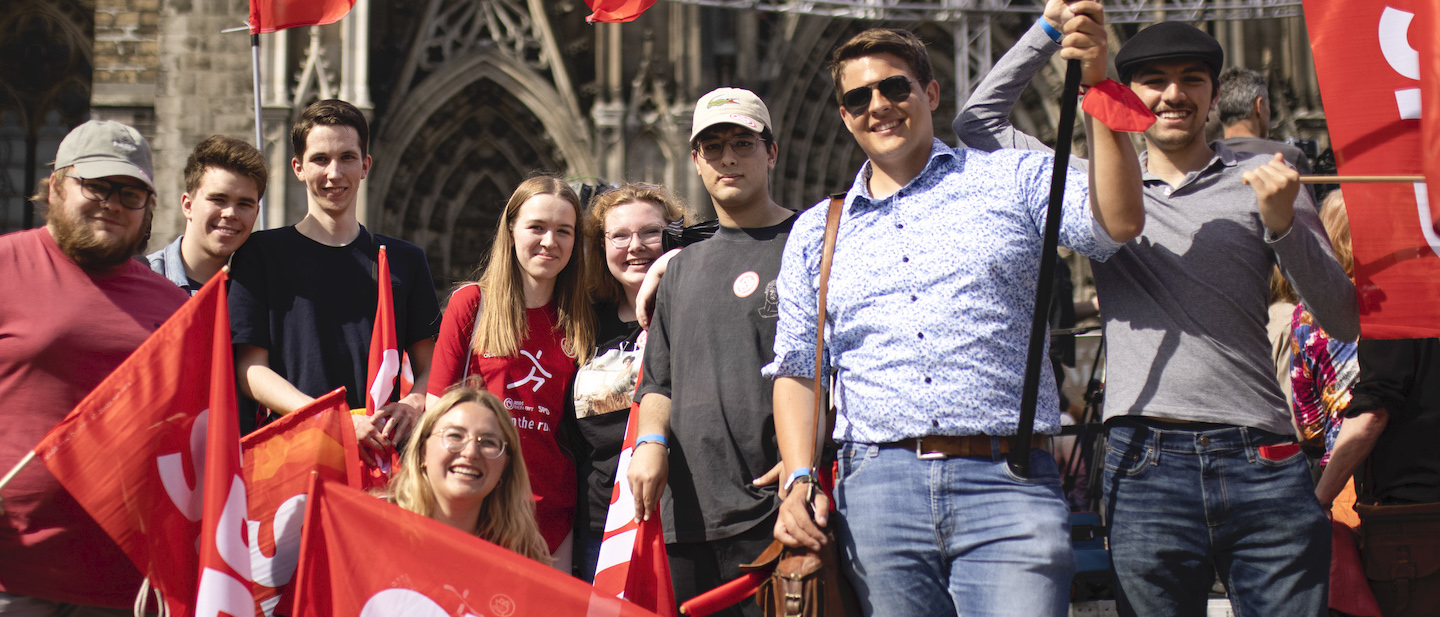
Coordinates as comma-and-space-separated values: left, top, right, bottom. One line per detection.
763, 139, 1120, 443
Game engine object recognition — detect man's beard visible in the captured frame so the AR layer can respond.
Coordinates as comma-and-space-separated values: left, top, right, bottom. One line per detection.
48, 203, 148, 271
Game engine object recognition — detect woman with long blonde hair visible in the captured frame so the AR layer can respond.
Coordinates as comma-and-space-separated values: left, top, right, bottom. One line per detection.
427, 175, 595, 570
390, 386, 549, 562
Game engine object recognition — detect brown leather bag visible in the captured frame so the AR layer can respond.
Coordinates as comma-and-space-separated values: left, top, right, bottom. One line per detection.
742, 196, 860, 617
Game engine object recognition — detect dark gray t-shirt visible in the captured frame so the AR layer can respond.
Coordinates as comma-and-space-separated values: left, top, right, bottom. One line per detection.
637, 214, 796, 543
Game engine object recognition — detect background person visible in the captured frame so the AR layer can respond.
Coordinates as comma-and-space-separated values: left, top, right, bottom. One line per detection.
572, 183, 686, 581
427, 175, 595, 571
388, 386, 550, 563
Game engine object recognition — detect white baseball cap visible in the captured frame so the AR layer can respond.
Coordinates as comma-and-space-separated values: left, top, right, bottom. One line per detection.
690, 88, 773, 142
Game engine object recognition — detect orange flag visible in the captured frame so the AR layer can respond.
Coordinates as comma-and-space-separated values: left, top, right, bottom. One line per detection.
242, 388, 361, 616
292, 478, 662, 617
249, 0, 354, 34
1421, 0, 1440, 231
36, 271, 253, 615
360, 245, 402, 490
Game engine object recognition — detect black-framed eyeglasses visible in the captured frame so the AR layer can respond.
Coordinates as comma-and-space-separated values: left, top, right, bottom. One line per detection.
695, 138, 761, 161
605, 228, 665, 248
68, 175, 153, 210
431, 428, 507, 459
841, 75, 915, 116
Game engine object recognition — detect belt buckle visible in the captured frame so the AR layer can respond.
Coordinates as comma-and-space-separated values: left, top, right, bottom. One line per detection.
915, 438, 947, 460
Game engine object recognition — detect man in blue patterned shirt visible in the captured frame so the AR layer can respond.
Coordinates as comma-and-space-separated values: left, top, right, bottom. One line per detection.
762, 14, 1144, 617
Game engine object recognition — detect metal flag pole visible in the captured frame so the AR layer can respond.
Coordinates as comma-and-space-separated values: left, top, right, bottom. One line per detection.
1009, 59, 1083, 478
251, 30, 267, 230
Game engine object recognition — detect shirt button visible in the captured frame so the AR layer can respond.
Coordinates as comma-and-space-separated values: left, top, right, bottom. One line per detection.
896, 223, 904, 229
910, 295, 917, 302
932, 419, 940, 428
924, 377, 932, 384
902, 256, 909, 263
917, 332, 924, 339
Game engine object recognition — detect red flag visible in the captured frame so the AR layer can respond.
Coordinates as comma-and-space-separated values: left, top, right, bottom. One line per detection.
195, 275, 256, 617
584, 0, 657, 23
592, 344, 678, 617
1421, 0, 1440, 232
361, 245, 402, 490
1303, 0, 1440, 338
292, 478, 661, 617
35, 272, 254, 615
249, 0, 355, 34
242, 388, 360, 616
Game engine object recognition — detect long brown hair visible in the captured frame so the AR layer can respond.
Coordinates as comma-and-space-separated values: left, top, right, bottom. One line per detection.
389, 386, 550, 563
471, 176, 595, 363
1271, 190, 1352, 305
585, 183, 687, 304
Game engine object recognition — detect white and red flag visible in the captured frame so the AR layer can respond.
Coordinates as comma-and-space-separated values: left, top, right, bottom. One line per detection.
242, 388, 362, 616
361, 245, 403, 490
35, 271, 257, 615
291, 477, 662, 617
1304, 0, 1440, 337
592, 352, 678, 617
249, 0, 354, 34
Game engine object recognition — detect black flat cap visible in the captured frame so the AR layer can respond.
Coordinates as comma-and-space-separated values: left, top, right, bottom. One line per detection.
1115, 22, 1224, 84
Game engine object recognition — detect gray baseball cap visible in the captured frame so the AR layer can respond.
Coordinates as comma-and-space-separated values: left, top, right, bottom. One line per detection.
54, 120, 155, 192
690, 88, 773, 142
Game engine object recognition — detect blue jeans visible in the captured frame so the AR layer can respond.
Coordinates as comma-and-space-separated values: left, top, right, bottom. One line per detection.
834, 441, 1075, 617
1103, 421, 1330, 617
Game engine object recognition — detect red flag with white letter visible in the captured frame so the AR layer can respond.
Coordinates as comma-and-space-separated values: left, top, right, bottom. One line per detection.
361, 245, 402, 489
1421, 0, 1440, 229
584, 0, 657, 23
35, 271, 256, 615
249, 0, 355, 34
1303, 0, 1440, 338
291, 478, 661, 617
592, 355, 678, 617
242, 388, 360, 616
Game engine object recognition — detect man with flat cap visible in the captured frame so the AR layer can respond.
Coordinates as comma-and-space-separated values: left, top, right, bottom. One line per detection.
956, 1, 1357, 614
0, 121, 189, 614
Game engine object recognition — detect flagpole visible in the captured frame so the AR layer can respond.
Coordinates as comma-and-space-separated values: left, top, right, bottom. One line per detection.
1008, 59, 1083, 479
1299, 175, 1425, 184
252, 30, 267, 230
0, 451, 37, 514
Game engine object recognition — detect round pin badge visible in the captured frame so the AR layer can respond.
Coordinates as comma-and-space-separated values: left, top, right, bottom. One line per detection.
733, 271, 760, 298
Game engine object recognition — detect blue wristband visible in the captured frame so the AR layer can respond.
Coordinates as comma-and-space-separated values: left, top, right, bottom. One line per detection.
784, 467, 815, 492
1039, 18, 1063, 43
634, 433, 668, 449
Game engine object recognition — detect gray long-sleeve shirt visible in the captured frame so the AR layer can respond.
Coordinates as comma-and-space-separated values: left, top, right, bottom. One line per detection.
955, 22, 1359, 435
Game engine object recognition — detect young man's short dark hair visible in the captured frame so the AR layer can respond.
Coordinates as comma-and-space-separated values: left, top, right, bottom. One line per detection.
184, 135, 269, 198
290, 99, 370, 158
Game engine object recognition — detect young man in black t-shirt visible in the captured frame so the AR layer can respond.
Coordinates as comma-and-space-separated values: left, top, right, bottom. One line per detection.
627, 88, 796, 616
229, 99, 440, 452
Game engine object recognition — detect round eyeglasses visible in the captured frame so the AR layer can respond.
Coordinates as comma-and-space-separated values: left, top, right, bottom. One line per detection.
605, 228, 664, 248
431, 429, 507, 459
68, 175, 153, 210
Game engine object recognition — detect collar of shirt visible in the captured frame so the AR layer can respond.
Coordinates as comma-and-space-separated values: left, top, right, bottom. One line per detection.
1138, 141, 1241, 194
849, 138, 961, 211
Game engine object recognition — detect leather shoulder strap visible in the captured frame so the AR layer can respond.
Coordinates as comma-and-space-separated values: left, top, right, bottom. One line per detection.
809, 195, 844, 471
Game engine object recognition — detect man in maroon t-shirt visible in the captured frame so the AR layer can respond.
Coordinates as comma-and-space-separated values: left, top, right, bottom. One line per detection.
0, 121, 188, 614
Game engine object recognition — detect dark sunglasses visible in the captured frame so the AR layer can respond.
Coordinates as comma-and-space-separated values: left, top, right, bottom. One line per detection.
842, 75, 914, 116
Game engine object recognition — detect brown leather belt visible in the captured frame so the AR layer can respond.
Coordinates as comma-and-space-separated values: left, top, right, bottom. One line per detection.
888, 435, 1048, 459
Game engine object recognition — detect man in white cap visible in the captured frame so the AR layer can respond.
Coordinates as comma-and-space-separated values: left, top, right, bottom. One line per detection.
627, 87, 795, 615
0, 120, 189, 613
